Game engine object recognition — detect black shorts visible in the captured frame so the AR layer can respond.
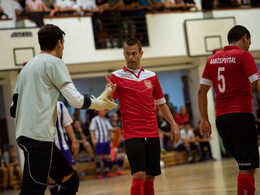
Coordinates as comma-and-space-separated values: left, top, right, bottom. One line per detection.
17, 136, 74, 195
125, 137, 161, 176
216, 113, 259, 170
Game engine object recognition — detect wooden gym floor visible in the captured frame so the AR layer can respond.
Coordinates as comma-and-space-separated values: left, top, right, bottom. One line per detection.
2, 158, 260, 195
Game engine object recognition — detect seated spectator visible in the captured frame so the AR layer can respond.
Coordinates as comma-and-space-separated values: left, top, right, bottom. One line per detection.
149, 0, 164, 10
14, 0, 25, 18
56, 0, 81, 15
0, 1, 8, 18
183, 0, 198, 10
157, 110, 172, 152
217, 0, 241, 7
42, 0, 58, 16
74, 120, 94, 162
72, 108, 84, 125
0, 1, 3, 16
3, 145, 23, 190
175, 122, 202, 163
164, 94, 177, 117
90, 110, 115, 179
25, 0, 45, 27
174, 105, 190, 128
0, 148, 8, 192
163, 0, 185, 9
79, 0, 100, 13
110, 112, 125, 175
194, 121, 214, 161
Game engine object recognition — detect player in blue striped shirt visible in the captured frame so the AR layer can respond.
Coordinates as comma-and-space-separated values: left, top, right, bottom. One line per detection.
90, 110, 115, 179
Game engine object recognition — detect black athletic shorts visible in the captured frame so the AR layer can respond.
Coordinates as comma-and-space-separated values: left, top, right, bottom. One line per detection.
17, 136, 74, 195
216, 113, 259, 170
125, 137, 161, 176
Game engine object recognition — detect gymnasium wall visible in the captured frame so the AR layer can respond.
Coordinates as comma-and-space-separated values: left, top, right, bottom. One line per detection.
1, 8, 260, 71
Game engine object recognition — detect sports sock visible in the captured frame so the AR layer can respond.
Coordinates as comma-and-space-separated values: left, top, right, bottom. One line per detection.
103, 158, 111, 174
117, 158, 124, 170
131, 178, 145, 195
144, 180, 154, 195
237, 172, 255, 195
185, 146, 193, 161
95, 159, 101, 175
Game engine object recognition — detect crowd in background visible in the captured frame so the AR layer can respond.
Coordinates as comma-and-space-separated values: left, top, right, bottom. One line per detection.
0, 146, 22, 192
0, 0, 259, 26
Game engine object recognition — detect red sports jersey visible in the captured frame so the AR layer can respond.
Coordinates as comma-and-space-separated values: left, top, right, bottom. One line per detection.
201, 46, 259, 117
110, 66, 166, 140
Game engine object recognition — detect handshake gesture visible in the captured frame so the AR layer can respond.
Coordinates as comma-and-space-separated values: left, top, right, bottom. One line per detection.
90, 87, 118, 111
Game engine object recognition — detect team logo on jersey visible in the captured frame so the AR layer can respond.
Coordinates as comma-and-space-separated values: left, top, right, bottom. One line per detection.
144, 80, 152, 89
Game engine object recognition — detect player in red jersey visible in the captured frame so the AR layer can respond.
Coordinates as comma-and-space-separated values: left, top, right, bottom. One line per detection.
198, 25, 259, 195
106, 38, 180, 195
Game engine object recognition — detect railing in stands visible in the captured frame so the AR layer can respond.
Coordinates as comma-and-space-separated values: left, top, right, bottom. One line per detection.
91, 10, 150, 49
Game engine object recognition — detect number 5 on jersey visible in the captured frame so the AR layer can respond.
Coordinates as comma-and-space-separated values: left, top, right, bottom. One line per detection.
218, 67, 225, 93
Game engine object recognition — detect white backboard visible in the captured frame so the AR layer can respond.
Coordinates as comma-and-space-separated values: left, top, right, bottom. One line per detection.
185, 17, 236, 57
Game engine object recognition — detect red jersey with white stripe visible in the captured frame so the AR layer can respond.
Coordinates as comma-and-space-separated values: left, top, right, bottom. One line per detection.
201, 46, 259, 117
110, 66, 166, 140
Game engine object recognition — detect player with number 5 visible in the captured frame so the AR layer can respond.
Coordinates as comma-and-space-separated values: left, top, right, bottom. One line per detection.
198, 25, 259, 195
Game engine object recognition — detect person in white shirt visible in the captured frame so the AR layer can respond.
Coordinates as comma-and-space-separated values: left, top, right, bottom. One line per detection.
175, 122, 202, 163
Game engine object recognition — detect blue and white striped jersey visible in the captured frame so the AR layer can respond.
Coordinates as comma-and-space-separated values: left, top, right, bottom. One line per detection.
54, 101, 73, 150
89, 116, 112, 143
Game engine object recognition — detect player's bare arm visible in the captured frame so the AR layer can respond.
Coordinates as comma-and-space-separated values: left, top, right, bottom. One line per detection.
252, 79, 260, 93
157, 103, 180, 144
105, 76, 117, 100
198, 84, 212, 139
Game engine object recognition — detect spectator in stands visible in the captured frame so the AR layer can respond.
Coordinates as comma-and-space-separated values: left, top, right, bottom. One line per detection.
157, 110, 172, 152
0, 1, 4, 16
110, 112, 125, 175
14, 0, 25, 19
3, 145, 23, 190
164, 94, 176, 117
42, 0, 58, 16
56, 0, 81, 15
194, 121, 214, 161
175, 122, 202, 163
174, 105, 190, 128
183, 0, 198, 9
0, 148, 8, 192
74, 120, 94, 162
163, 0, 184, 9
79, 0, 99, 13
25, 0, 45, 27
90, 110, 114, 179
149, 0, 164, 10
72, 108, 84, 125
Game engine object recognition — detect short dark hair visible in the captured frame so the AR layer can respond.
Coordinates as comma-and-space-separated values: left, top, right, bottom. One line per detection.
227, 25, 251, 44
184, 121, 191, 126
38, 24, 65, 51
123, 38, 142, 52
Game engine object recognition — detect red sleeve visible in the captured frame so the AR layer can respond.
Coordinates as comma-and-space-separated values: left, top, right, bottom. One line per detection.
240, 52, 259, 83
153, 75, 164, 100
109, 73, 120, 100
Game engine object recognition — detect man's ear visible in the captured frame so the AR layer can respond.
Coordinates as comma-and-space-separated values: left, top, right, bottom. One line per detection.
242, 34, 248, 43
58, 39, 62, 48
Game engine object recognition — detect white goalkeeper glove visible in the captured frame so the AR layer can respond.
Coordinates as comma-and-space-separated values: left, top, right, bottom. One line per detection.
89, 87, 118, 111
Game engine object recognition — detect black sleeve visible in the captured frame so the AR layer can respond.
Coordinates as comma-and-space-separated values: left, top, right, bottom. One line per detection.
10, 93, 18, 118
81, 95, 91, 109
